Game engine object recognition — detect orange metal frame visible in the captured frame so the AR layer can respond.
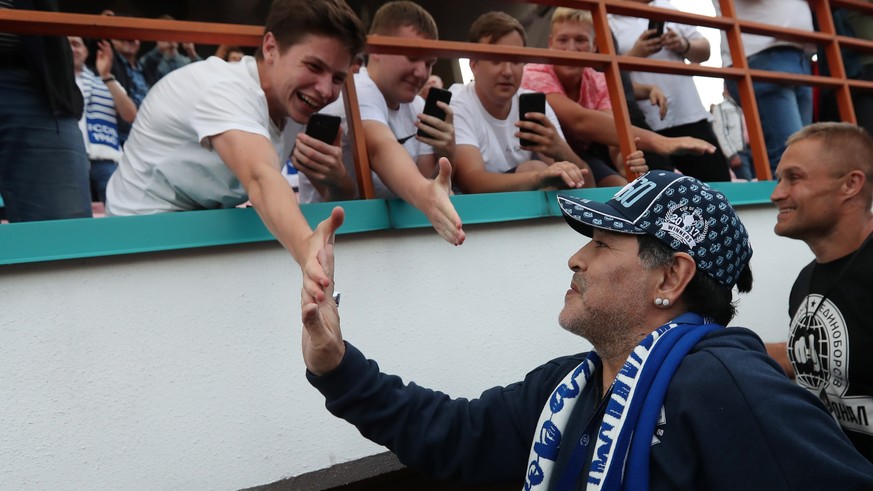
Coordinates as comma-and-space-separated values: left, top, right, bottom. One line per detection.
2, 0, 872, 196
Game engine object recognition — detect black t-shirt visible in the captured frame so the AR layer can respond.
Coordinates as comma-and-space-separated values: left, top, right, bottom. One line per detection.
788, 237, 873, 462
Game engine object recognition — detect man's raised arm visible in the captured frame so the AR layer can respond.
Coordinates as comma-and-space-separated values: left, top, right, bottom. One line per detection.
363, 120, 465, 246
211, 129, 341, 301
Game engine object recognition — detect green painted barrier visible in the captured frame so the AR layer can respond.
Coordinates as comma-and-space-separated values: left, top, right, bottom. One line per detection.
0, 182, 775, 266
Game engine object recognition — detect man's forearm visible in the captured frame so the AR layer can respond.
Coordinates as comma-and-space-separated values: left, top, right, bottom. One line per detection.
248, 171, 313, 262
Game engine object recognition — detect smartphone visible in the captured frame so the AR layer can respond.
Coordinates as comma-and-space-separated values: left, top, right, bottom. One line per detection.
417, 87, 453, 137
518, 92, 546, 148
305, 113, 342, 144
647, 19, 665, 38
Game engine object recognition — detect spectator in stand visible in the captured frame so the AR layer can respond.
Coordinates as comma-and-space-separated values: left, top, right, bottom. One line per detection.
522, 7, 718, 182
106, 13, 151, 146
710, 85, 754, 181
450, 11, 646, 193
295, 1, 465, 246
418, 74, 443, 99
214, 45, 246, 63
69, 36, 137, 203
106, 0, 370, 302
0, 0, 92, 222
712, 0, 814, 173
609, 1, 732, 182
139, 16, 203, 86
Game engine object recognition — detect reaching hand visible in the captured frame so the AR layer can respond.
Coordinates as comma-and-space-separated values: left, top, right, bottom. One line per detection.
537, 161, 587, 190
302, 206, 344, 303
422, 158, 465, 246
416, 101, 456, 160
663, 136, 716, 156
301, 243, 345, 376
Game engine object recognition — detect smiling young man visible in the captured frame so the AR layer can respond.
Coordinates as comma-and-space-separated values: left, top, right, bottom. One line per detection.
449, 12, 646, 193
105, 0, 366, 300
301, 170, 873, 489
767, 122, 873, 463
296, 1, 464, 246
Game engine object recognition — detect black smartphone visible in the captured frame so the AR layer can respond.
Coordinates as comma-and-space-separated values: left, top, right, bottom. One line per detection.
647, 19, 665, 38
305, 113, 342, 144
417, 87, 453, 137
518, 92, 546, 148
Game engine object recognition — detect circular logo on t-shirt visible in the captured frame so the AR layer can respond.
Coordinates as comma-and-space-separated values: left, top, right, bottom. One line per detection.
788, 294, 849, 398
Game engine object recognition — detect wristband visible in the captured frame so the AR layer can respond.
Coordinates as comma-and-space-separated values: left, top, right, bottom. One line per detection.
102, 75, 116, 83
679, 36, 691, 55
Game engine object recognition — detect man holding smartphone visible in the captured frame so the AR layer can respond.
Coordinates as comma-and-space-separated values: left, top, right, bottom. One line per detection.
609, 1, 732, 182
105, 0, 366, 301
296, 1, 465, 247
448, 12, 647, 194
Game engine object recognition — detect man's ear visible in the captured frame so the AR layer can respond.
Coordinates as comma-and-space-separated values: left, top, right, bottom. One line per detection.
655, 252, 696, 302
842, 169, 867, 201
262, 32, 278, 62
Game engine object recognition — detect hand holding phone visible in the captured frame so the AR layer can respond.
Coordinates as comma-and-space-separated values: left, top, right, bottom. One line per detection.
647, 19, 665, 39
417, 87, 453, 137
305, 114, 342, 145
518, 92, 546, 148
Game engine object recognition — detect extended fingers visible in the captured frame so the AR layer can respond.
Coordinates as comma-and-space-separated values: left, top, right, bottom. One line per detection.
431, 200, 464, 245
438, 100, 453, 124
303, 271, 326, 302
314, 206, 344, 246
550, 162, 585, 188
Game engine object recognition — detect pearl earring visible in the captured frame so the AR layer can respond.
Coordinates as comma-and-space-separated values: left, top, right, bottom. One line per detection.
654, 298, 670, 308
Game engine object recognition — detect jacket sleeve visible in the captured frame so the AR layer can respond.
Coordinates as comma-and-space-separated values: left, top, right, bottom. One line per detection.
653, 332, 873, 491
307, 342, 586, 485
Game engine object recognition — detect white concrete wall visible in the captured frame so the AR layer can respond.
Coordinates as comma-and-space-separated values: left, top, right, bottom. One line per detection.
0, 205, 812, 490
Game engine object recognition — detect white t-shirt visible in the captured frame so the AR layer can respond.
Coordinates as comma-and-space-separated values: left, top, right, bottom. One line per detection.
106, 56, 302, 215
450, 82, 564, 174
296, 67, 433, 203
712, 0, 814, 66
609, 0, 713, 132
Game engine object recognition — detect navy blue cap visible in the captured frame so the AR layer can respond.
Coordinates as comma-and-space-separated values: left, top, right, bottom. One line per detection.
557, 171, 752, 288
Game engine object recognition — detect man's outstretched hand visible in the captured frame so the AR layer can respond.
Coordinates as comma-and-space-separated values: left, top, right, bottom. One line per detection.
301, 243, 345, 376
421, 158, 465, 246
302, 206, 344, 303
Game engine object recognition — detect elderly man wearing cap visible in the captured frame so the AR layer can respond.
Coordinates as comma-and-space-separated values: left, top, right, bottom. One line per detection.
301, 171, 873, 489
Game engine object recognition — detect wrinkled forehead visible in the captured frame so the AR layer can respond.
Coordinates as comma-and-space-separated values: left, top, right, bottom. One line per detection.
776, 139, 831, 176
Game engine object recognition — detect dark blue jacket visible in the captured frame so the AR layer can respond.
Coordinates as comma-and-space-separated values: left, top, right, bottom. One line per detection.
309, 327, 873, 490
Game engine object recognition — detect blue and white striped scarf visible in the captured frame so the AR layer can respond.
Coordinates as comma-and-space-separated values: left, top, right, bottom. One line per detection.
524, 313, 719, 491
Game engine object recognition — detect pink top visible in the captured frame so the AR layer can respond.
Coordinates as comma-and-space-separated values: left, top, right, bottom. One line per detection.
521, 63, 611, 111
